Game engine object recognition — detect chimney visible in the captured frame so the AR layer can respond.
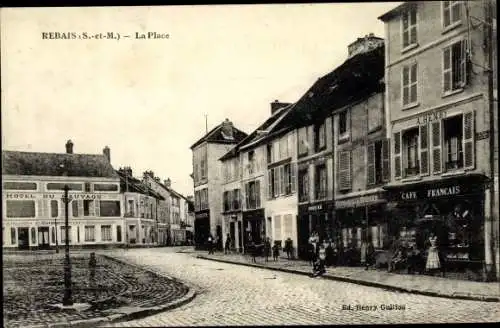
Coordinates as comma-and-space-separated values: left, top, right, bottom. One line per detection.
126, 166, 132, 177
270, 100, 291, 115
164, 178, 171, 188
347, 33, 384, 59
221, 118, 234, 139
103, 146, 110, 162
65, 140, 74, 154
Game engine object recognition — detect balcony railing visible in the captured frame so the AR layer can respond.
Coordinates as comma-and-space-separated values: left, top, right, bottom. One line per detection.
445, 158, 464, 171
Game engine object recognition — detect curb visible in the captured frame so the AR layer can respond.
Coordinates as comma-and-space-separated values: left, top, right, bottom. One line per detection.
20, 255, 197, 328
196, 255, 500, 303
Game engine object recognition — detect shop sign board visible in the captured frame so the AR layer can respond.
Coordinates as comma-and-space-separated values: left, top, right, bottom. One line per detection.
335, 194, 385, 209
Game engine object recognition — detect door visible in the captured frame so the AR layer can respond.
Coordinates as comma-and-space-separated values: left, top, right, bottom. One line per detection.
237, 221, 243, 252
38, 227, 50, 249
230, 222, 236, 250
18, 227, 30, 250
298, 215, 309, 260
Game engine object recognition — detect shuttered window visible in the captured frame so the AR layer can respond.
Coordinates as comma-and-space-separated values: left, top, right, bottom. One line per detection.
338, 151, 351, 191
394, 132, 402, 179
274, 215, 282, 241
402, 6, 418, 48
273, 167, 279, 197
443, 40, 468, 93
443, 1, 462, 28
382, 139, 390, 182
419, 124, 430, 175
284, 214, 293, 238
402, 62, 418, 106
432, 120, 443, 174
367, 143, 376, 185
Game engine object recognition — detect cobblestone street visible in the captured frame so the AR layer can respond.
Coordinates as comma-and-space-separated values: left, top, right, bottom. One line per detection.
102, 248, 500, 326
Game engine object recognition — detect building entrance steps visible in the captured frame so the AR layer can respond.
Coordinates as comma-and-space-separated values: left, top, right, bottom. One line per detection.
195, 251, 500, 302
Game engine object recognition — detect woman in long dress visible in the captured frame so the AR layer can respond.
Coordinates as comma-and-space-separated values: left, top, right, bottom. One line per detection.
425, 233, 441, 274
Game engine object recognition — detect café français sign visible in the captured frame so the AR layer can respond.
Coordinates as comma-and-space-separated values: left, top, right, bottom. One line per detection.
400, 185, 461, 201
5, 193, 102, 200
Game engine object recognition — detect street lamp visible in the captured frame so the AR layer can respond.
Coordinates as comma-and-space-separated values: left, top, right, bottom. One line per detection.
61, 184, 73, 306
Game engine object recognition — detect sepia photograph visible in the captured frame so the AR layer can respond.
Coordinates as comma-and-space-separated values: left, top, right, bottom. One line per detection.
1, 1, 499, 327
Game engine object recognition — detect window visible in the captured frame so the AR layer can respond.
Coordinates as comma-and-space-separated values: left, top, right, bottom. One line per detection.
6, 200, 36, 218
84, 182, 91, 192
403, 128, 420, 176
443, 1, 462, 28
83, 200, 92, 216
127, 199, 135, 217
11, 228, 16, 244
298, 168, 309, 202
315, 121, 326, 152
298, 127, 309, 156
46, 183, 83, 191
402, 5, 417, 49
99, 201, 120, 217
3, 182, 37, 190
268, 163, 295, 199
274, 215, 282, 241
402, 63, 418, 106
93, 183, 119, 191
368, 140, 391, 186
315, 165, 327, 200
245, 180, 261, 209
31, 227, 36, 244
200, 159, 207, 179
60, 226, 72, 243
232, 189, 240, 210
368, 102, 383, 132
247, 151, 255, 174
101, 225, 112, 241
443, 40, 468, 93
338, 151, 352, 191
223, 191, 230, 211
85, 226, 95, 242
51, 200, 59, 218
72, 201, 79, 217
338, 111, 350, 140
443, 115, 464, 171
77, 226, 80, 243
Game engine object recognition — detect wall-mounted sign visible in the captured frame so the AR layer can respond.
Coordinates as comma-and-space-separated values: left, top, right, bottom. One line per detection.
4, 192, 104, 200
416, 110, 447, 125
399, 185, 462, 201
299, 201, 335, 214
335, 193, 385, 209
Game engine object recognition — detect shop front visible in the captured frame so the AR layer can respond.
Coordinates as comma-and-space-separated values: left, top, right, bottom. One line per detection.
242, 208, 265, 251
334, 191, 388, 265
223, 213, 243, 252
194, 209, 210, 250
297, 201, 335, 260
384, 174, 490, 280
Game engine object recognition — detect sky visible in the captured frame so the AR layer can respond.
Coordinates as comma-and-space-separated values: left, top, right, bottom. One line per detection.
1, 3, 401, 197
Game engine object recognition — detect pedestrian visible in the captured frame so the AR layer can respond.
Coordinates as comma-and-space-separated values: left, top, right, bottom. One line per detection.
272, 241, 280, 261
425, 233, 441, 275
250, 240, 257, 263
225, 233, 231, 254
284, 237, 293, 260
325, 240, 334, 267
264, 237, 271, 262
208, 234, 214, 254
307, 240, 316, 267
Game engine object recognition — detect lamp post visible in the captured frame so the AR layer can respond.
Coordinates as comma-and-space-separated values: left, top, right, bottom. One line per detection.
61, 185, 73, 306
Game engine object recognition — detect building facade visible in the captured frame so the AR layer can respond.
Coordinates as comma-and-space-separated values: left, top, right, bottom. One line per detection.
190, 119, 247, 249
379, 0, 498, 280
2, 141, 124, 250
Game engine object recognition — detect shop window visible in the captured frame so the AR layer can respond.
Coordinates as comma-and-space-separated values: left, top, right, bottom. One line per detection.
298, 127, 309, 156
402, 5, 418, 49
314, 121, 326, 152
403, 128, 420, 177
11, 227, 16, 244
50, 200, 58, 218
443, 115, 464, 171
315, 165, 327, 200
443, 1, 462, 29
99, 201, 121, 217
101, 225, 112, 241
6, 200, 36, 218
298, 168, 309, 202
85, 225, 95, 242
402, 62, 418, 107
60, 226, 72, 243
3, 182, 37, 190
443, 39, 468, 93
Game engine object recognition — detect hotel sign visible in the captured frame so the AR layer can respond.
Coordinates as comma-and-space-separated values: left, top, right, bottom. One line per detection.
335, 194, 385, 209
4, 193, 106, 200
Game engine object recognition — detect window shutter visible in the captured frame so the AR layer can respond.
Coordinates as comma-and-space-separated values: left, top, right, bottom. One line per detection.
268, 170, 273, 199
37, 199, 47, 218
338, 151, 352, 190
291, 163, 296, 193
402, 66, 409, 105
419, 124, 430, 176
443, 47, 452, 93
279, 166, 285, 196
255, 180, 261, 208
367, 143, 376, 185
460, 39, 469, 86
78, 200, 83, 217
273, 167, 279, 197
274, 215, 282, 241
431, 120, 443, 174
94, 200, 100, 217
382, 139, 390, 182
245, 184, 249, 210
394, 132, 402, 179
463, 110, 475, 170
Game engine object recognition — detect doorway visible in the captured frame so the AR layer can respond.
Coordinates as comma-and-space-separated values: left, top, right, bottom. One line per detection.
38, 227, 50, 250
237, 221, 243, 252
230, 222, 236, 250
18, 227, 29, 250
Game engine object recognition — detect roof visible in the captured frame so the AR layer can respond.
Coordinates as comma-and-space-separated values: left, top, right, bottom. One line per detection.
153, 179, 189, 201
190, 122, 248, 150
116, 170, 165, 200
2, 150, 118, 178
378, 2, 411, 22
219, 105, 293, 159
272, 44, 385, 132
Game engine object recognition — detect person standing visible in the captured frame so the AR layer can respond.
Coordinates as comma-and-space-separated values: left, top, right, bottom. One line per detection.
425, 233, 441, 275
272, 241, 280, 261
225, 233, 232, 255
208, 234, 214, 254
263, 238, 271, 262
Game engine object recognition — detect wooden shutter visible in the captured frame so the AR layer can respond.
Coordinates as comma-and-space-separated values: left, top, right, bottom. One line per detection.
273, 167, 279, 197
291, 163, 296, 193
37, 199, 48, 218
338, 151, 351, 190
94, 200, 100, 217
274, 215, 282, 241
443, 47, 452, 93
463, 110, 475, 170
419, 124, 430, 176
245, 183, 250, 210
431, 120, 443, 174
460, 39, 468, 86
382, 139, 390, 182
78, 200, 83, 217
367, 143, 376, 185
280, 166, 285, 196
268, 170, 273, 199
403, 66, 409, 105
255, 180, 261, 208
394, 132, 402, 179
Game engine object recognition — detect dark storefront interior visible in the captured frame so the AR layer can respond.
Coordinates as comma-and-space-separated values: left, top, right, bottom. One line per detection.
242, 209, 265, 250
194, 216, 210, 250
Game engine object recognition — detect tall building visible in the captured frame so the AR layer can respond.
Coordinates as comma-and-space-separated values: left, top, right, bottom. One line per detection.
379, 0, 498, 280
190, 119, 247, 249
2, 140, 124, 250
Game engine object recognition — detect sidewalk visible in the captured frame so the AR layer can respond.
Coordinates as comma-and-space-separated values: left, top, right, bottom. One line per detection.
196, 251, 500, 302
